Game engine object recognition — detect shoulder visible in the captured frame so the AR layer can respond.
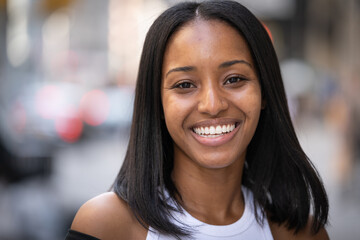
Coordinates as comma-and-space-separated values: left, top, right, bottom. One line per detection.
269, 217, 329, 240
70, 192, 148, 240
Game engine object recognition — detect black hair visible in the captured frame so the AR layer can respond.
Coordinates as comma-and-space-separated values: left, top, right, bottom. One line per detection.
113, 0, 328, 238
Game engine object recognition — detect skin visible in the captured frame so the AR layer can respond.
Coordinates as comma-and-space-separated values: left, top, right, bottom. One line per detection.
161, 19, 262, 225
70, 19, 329, 240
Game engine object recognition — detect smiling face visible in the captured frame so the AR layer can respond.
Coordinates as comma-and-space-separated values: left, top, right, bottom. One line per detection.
161, 19, 262, 170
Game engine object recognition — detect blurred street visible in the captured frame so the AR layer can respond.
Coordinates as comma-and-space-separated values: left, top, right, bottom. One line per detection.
0, 132, 129, 239
296, 119, 360, 239
0, 0, 359, 239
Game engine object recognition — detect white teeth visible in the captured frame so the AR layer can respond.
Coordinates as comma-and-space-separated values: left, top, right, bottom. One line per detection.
215, 126, 222, 134
193, 123, 236, 137
209, 126, 215, 134
205, 127, 209, 134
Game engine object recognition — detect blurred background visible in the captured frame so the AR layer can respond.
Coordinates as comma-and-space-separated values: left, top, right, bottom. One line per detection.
0, 0, 358, 239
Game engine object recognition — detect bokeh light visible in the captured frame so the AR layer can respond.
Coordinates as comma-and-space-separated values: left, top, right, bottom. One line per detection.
55, 106, 83, 143
80, 89, 109, 126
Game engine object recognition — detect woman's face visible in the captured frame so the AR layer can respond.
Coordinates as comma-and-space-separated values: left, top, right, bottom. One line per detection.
161, 19, 262, 169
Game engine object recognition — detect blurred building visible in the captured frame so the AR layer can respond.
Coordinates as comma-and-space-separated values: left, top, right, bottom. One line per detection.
0, 0, 359, 239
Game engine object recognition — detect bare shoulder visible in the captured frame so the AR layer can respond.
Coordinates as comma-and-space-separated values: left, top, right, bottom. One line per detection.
70, 192, 148, 240
269, 218, 329, 240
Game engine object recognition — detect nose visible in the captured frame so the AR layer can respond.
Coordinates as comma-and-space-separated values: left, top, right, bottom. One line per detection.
197, 84, 228, 116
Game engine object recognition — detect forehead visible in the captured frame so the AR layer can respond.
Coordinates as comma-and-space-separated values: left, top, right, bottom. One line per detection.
175, 19, 243, 42
163, 19, 255, 69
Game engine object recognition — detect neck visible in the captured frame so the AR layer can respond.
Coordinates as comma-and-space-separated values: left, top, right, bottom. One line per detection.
171, 154, 246, 225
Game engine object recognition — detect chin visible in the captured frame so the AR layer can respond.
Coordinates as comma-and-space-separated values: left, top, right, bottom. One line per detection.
196, 156, 240, 169
193, 146, 246, 166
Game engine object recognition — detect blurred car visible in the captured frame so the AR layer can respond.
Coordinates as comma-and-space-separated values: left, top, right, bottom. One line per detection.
0, 80, 134, 181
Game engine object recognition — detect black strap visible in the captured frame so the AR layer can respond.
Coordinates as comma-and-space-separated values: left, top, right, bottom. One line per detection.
65, 229, 101, 240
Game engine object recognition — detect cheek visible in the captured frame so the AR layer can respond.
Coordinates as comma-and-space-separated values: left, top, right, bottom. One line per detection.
233, 88, 262, 116
246, 96, 262, 118
162, 95, 191, 133
163, 96, 180, 121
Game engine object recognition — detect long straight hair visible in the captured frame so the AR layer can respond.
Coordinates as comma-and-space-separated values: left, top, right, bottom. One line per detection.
113, 0, 328, 237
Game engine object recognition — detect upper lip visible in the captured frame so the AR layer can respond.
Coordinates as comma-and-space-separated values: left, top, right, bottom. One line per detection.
190, 118, 240, 129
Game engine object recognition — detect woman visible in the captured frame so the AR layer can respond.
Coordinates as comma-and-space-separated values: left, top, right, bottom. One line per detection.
66, 1, 329, 239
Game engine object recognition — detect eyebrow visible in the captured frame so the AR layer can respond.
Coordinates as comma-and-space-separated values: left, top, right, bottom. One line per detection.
165, 66, 196, 78
165, 59, 252, 78
218, 59, 252, 69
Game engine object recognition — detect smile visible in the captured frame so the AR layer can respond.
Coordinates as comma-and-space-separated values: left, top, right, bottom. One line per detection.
192, 123, 237, 137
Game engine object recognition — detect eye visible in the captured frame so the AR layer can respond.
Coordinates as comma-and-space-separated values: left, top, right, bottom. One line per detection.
224, 76, 247, 85
174, 81, 195, 89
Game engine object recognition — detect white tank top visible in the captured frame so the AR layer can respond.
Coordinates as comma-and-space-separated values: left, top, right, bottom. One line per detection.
146, 187, 274, 240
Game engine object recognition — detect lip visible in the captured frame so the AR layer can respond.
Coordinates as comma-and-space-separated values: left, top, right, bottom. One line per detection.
190, 119, 241, 147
